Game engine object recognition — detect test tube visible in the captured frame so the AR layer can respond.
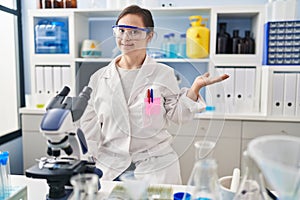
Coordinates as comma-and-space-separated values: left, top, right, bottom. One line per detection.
0, 151, 11, 196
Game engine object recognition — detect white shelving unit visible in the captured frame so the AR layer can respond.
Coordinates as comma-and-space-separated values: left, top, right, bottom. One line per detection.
23, 5, 300, 182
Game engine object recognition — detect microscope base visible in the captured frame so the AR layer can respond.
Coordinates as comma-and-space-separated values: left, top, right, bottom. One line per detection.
25, 160, 88, 199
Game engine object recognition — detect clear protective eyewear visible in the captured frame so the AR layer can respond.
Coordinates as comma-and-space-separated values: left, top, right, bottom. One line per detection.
112, 25, 150, 40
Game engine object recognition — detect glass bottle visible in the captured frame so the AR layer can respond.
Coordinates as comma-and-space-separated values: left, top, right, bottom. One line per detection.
216, 23, 231, 54
161, 34, 170, 58
232, 30, 242, 54
177, 33, 187, 58
65, 0, 77, 8
234, 151, 268, 200
244, 30, 255, 54
168, 33, 177, 58
44, 0, 52, 8
37, 0, 43, 9
53, 0, 64, 8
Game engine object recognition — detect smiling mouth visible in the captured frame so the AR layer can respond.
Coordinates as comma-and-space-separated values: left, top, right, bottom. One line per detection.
122, 43, 134, 47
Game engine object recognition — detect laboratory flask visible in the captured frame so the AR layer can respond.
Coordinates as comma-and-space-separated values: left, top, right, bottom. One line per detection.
187, 140, 220, 200
233, 151, 268, 200
188, 159, 221, 200
70, 173, 99, 200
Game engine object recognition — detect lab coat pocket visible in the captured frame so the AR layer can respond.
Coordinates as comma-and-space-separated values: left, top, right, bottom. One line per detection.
144, 97, 161, 115
143, 97, 161, 127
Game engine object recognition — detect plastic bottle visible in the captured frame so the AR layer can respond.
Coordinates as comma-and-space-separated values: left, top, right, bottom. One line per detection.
244, 30, 255, 54
177, 33, 187, 58
161, 34, 170, 58
186, 15, 210, 58
168, 33, 177, 58
216, 23, 231, 54
232, 30, 242, 54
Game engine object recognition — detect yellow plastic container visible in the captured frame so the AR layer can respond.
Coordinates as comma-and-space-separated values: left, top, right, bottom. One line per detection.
186, 16, 210, 58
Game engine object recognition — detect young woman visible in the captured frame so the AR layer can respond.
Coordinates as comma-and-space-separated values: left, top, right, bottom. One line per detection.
80, 5, 229, 184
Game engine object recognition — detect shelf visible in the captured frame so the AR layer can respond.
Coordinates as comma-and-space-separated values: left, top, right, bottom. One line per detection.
74, 7, 211, 18
212, 54, 260, 66
194, 112, 300, 122
75, 58, 210, 63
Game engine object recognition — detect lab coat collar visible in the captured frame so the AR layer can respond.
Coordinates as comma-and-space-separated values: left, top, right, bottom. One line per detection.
103, 55, 158, 105
128, 55, 157, 105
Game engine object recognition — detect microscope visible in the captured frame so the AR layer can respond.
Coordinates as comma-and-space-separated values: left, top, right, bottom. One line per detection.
26, 86, 102, 200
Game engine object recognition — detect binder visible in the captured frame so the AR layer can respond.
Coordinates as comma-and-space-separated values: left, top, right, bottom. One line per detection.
244, 68, 256, 113
211, 67, 225, 113
61, 66, 71, 88
44, 66, 53, 94
283, 73, 297, 116
53, 66, 62, 94
296, 73, 300, 116
271, 72, 285, 116
234, 68, 246, 113
223, 67, 235, 113
35, 66, 44, 94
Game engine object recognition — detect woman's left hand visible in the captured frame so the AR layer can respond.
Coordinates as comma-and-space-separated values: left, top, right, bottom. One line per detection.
187, 72, 229, 101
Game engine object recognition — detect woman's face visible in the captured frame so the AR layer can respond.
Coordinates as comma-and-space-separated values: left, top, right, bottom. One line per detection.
115, 14, 152, 55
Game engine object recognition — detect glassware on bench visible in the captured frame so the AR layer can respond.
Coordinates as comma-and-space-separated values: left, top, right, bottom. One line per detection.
187, 140, 221, 200
120, 170, 149, 200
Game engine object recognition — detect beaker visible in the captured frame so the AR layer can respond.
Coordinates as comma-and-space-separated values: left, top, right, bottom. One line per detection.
70, 173, 98, 200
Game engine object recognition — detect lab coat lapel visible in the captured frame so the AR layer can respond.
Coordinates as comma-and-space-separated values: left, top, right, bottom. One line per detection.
105, 61, 131, 135
128, 56, 156, 105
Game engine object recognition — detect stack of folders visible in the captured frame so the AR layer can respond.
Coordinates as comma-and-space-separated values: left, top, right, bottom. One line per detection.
35, 65, 71, 95
271, 71, 300, 117
32, 65, 71, 108
208, 66, 256, 114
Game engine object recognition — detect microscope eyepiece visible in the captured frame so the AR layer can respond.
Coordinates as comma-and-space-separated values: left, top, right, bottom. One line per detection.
59, 86, 70, 96
79, 86, 92, 101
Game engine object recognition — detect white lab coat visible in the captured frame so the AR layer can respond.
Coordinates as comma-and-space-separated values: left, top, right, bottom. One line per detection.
80, 55, 206, 184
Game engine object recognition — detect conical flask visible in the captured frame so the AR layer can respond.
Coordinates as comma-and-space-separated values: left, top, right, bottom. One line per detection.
187, 140, 220, 200
233, 151, 268, 200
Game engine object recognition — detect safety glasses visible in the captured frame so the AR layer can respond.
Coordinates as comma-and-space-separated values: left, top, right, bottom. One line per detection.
112, 25, 150, 40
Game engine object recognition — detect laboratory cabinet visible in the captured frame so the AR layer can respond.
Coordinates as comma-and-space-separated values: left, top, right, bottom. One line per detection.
20, 109, 46, 171
27, 5, 268, 116
241, 120, 300, 153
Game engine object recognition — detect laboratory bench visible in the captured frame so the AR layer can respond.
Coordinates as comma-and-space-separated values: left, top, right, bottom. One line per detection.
20, 107, 300, 184
10, 174, 190, 200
